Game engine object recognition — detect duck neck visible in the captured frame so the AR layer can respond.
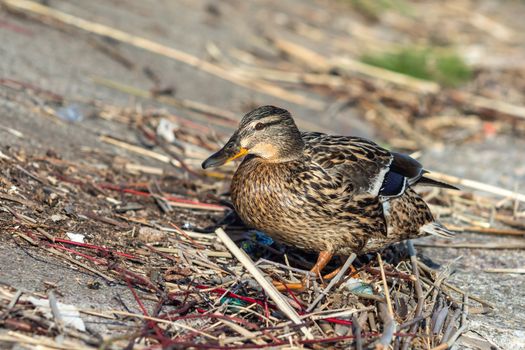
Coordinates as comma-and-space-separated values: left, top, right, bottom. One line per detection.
276, 130, 305, 162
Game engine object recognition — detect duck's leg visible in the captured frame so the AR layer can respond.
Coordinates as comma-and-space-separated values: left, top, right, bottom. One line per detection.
273, 251, 333, 291
321, 264, 358, 280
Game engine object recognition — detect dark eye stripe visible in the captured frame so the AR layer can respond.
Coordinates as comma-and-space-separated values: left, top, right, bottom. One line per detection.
254, 120, 281, 130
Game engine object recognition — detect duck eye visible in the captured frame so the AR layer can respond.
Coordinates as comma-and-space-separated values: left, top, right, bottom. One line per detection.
254, 122, 265, 131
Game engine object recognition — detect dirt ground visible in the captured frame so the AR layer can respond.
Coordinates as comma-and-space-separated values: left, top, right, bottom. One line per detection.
1, 0, 525, 349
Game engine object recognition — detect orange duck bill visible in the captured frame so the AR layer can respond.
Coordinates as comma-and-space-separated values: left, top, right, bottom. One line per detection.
202, 147, 248, 169
202, 136, 249, 169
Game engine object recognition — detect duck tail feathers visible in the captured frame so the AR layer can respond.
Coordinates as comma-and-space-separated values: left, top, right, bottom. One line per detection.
420, 222, 455, 239
412, 176, 459, 191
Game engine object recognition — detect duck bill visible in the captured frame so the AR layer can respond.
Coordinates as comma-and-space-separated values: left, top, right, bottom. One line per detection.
202, 146, 249, 169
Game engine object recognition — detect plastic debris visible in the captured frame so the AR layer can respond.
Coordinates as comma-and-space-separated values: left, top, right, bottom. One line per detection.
240, 230, 274, 255
345, 278, 374, 295
51, 214, 67, 222
156, 118, 179, 143
66, 232, 85, 243
28, 296, 86, 332
220, 296, 247, 307
56, 104, 84, 122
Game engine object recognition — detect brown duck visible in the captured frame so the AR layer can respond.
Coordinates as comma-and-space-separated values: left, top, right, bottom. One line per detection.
203, 106, 456, 289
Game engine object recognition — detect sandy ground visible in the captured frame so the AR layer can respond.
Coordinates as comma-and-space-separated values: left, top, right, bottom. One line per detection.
1, 0, 525, 349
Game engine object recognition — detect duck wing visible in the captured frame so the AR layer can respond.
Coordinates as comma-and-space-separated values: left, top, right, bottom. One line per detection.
301, 132, 457, 199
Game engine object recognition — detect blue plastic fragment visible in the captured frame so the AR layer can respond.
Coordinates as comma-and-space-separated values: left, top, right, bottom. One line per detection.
255, 231, 274, 246
220, 296, 246, 307
346, 278, 374, 295
241, 230, 274, 255
56, 104, 84, 122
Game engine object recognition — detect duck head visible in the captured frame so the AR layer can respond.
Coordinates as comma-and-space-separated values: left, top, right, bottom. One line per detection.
202, 106, 304, 169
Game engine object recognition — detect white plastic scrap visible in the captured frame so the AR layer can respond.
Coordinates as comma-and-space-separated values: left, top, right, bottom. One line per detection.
28, 296, 86, 332
66, 232, 85, 243
156, 118, 178, 143
50, 214, 67, 222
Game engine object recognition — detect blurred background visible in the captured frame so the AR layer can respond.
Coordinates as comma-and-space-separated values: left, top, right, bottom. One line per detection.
1, 0, 524, 349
